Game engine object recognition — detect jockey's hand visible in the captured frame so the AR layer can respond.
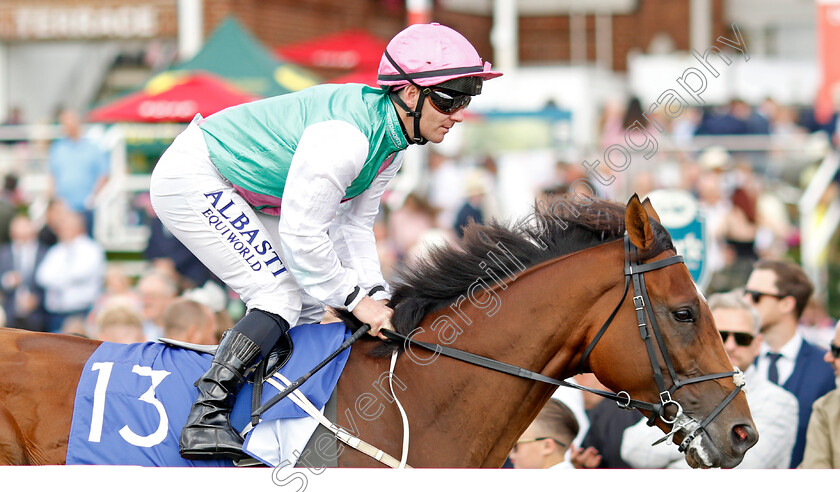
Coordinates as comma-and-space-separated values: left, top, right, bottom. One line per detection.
352, 295, 394, 341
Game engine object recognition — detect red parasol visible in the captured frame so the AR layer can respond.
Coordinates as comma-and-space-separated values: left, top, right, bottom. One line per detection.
275, 29, 387, 70
88, 71, 258, 123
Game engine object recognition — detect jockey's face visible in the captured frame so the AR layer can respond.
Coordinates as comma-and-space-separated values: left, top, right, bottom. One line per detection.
399, 85, 466, 144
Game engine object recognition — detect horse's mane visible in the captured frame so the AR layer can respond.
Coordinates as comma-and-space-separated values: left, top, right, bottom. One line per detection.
339, 198, 674, 353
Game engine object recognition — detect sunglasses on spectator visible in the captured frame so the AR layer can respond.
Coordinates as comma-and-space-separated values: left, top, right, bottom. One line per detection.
512, 437, 566, 453
426, 88, 471, 114
831, 343, 840, 359
745, 289, 787, 304
719, 331, 755, 347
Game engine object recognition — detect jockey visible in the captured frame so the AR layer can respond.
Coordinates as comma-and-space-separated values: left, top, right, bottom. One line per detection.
149, 22, 501, 460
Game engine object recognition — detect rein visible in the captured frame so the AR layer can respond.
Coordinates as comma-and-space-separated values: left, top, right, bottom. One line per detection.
383, 235, 744, 454
381, 329, 663, 413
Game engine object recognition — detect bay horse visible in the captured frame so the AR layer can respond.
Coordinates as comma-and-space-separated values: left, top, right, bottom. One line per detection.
0, 195, 757, 467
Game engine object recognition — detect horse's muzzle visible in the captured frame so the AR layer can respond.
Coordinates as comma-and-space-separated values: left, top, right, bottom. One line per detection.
683, 420, 757, 469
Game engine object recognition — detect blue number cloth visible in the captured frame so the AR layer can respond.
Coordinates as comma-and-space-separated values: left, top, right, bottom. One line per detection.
66, 322, 351, 466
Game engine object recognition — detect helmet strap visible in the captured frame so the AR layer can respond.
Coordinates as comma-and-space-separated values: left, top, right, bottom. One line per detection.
384, 50, 429, 145
388, 88, 428, 145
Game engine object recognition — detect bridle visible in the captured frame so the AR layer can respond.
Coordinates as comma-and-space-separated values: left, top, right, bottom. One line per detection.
578, 236, 744, 451
382, 235, 745, 454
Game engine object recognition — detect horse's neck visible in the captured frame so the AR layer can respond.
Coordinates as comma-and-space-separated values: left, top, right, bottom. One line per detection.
394, 243, 623, 467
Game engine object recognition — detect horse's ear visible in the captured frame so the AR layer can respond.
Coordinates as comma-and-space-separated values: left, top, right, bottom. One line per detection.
626, 194, 656, 250
641, 197, 661, 223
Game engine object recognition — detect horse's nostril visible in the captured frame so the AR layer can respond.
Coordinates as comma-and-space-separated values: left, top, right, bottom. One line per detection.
730, 423, 757, 451
733, 425, 748, 442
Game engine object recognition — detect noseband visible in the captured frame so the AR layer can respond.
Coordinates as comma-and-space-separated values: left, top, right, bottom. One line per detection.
383, 235, 745, 454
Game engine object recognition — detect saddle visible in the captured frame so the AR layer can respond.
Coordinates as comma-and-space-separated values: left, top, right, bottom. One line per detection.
161, 331, 293, 378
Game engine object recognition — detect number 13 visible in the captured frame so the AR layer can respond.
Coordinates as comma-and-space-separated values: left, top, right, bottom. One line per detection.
88, 362, 171, 447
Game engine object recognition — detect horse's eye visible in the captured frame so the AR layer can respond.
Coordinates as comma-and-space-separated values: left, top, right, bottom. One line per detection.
673, 309, 695, 323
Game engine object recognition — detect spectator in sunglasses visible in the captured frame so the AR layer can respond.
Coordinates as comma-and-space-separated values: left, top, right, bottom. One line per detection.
800, 321, 840, 468
743, 259, 835, 467
509, 399, 579, 469
620, 291, 798, 469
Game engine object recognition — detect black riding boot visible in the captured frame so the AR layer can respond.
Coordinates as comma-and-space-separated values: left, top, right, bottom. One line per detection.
179, 329, 261, 460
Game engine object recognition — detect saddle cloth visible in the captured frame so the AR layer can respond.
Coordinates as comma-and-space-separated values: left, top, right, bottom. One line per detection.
66, 322, 351, 467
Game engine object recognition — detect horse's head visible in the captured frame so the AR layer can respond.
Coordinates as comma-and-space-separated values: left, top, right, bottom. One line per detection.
585, 195, 757, 468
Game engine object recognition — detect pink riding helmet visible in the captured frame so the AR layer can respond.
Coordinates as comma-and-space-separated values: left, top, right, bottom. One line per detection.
377, 22, 502, 90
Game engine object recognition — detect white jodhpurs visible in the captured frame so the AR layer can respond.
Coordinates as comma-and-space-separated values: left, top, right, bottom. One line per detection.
149, 119, 325, 327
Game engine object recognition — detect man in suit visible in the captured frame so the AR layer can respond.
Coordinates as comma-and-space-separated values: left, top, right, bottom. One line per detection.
0, 214, 48, 331
800, 319, 840, 468
744, 258, 836, 468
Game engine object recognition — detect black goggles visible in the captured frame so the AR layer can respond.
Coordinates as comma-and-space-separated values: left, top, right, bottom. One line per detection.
719, 331, 755, 347
831, 343, 840, 359
425, 88, 471, 114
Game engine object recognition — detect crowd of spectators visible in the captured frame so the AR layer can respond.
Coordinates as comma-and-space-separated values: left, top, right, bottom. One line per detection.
0, 109, 230, 345
0, 94, 839, 469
